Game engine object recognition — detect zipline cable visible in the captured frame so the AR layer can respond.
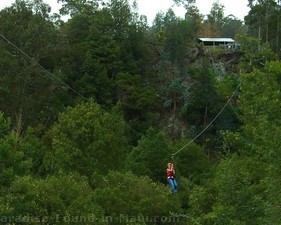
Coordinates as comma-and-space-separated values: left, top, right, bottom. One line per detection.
171, 83, 240, 157
0, 33, 88, 101
0, 33, 239, 141
0, 33, 140, 134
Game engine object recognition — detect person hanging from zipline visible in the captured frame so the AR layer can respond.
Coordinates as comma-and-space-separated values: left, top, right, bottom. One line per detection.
166, 162, 177, 194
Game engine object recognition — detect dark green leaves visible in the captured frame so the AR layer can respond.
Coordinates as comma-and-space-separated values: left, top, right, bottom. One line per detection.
51, 101, 129, 176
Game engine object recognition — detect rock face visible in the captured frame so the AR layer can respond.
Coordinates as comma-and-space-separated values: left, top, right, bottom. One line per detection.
189, 45, 243, 73
217, 51, 243, 72
163, 45, 242, 138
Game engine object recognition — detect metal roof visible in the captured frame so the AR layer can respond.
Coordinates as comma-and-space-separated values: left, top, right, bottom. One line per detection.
198, 38, 235, 42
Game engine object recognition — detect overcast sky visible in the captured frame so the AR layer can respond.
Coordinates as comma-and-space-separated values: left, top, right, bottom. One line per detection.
0, 0, 249, 24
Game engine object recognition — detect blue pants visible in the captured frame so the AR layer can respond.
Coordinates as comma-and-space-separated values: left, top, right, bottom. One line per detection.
167, 177, 177, 193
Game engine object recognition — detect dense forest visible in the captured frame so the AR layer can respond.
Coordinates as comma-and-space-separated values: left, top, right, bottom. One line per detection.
0, 0, 281, 224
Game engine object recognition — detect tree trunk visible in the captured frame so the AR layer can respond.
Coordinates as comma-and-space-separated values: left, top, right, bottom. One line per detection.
259, 25, 261, 51
266, 0, 269, 43
203, 105, 208, 142
277, 1, 280, 58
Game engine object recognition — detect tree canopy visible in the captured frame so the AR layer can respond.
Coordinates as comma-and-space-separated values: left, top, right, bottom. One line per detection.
0, 0, 280, 223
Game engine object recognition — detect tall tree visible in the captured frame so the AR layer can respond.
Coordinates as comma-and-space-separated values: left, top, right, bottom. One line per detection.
60, 8, 120, 106
205, 1, 225, 36
0, 174, 106, 224
221, 15, 244, 38
0, 0, 65, 129
126, 128, 172, 182
92, 171, 184, 225
185, 4, 203, 38
236, 34, 275, 72
50, 101, 129, 177
107, 0, 132, 40
0, 113, 31, 188
245, 0, 280, 53
173, 0, 196, 9
223, 61, 281, 223
58, 0, 100, 16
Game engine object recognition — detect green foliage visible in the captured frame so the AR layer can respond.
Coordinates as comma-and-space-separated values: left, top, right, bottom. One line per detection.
173, 0, 195, 8
1, 0, 281, 222
0, 112, 10, 138
231, 61, 281, 159
51, 101, 129, 177
58, 0, 99, 16
153, 54, 192, 137
0, 173, 106, 225
116, 73, 156, 114
154, 56, 186, 113
239, 61, 281, 124
0, 0, 66, 128
184, 63, 224, 138
185, 155, 267, 225
207, 46, 227, 55
221, 16, 245, 38
206, 1, 225, 36
187, 181, 216, 224
115, 72, 158, 137
266, 159, 281, 225
61, 11, 119, 106
163, 78, 190, 112
240, 61, 281, 223
222, 60, 281, 223
157, 9, 196, 67
207, 155, 267, 225
173, 140, 212, 184
0, 133, 31, 187
212, 72, 240, 139
126, 128, 172, 182
92, 171, 184, 225
237, 34, 275, 72
245, 0, 281, 54
185, 4, 203, 37
19, 127, 50, 177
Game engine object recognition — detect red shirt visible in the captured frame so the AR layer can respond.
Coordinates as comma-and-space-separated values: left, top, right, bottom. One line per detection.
166, 169, 174, 177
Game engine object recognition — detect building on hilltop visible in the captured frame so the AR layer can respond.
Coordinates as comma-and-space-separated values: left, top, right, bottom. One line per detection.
198, 38, 240, 50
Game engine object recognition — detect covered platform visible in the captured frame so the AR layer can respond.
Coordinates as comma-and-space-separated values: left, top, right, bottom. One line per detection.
198, 38, 237, 49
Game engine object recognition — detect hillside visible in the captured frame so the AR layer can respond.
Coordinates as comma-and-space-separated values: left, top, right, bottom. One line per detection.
0, 0, 281, 224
